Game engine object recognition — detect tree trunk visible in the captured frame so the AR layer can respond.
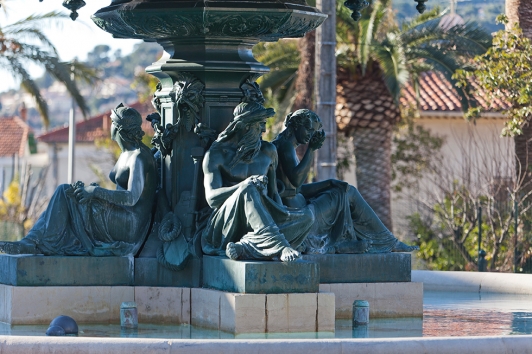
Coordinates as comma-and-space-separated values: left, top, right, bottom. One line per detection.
352, 124, 394, 230
506, 0, 532, 39
507, 0, 532, 190
292, 30, 315, 112
336, 65, 401, 231
293, 30, 315, 160
315, 0, 337, 181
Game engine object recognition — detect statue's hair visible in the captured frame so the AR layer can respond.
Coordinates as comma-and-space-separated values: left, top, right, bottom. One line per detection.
284, 109, 322, 130
213, 102, 275, 169
216, 102, 275, 143
111, 103, 145, 145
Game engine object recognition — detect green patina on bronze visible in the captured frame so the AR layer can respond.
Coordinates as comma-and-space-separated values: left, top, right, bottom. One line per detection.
92, 1, 326, 41
272, 109, 419, 254
203, 256, 319, 293
0, 104, 158, 257
201, 102, 314, 262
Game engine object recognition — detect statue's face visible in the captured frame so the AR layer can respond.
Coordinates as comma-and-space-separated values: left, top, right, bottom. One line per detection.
294, 117, 315, 145
110, 121, 118, 142
248, 120, 267, 138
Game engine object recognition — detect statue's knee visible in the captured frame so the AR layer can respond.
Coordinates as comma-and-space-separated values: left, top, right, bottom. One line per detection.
347, 185, 361, 199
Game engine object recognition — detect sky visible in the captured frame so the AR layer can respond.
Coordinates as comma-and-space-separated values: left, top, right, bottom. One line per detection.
0, 0, 143, 92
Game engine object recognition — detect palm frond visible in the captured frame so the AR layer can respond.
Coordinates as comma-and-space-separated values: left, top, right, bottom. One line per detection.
358, 0, 388, 74
9, 58, 50, 127
414, 46, 476, 111
3, 27, 58, 56
400, 7, 446, 32
70, 60, 100, 85
43, 60, 89, 118
373, 33, 409, 102
443, 22, 492, 55
5, 11, 69, 28
0, 11, 91, 127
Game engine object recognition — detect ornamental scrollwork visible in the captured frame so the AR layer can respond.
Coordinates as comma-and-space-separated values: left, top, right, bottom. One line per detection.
148, 73, 205, 157
92, 7, 326, 41
241, 74, 265, 105
171, 72, 205, 133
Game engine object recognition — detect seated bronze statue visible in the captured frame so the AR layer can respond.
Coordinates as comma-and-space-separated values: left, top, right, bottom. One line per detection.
0, 104, 157, 256
201, 102, 314, 262
272, 109, 418, 254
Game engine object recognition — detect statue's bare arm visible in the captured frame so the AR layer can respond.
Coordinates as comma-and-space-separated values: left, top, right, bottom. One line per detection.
75, 151, 146, 206
264, 142, 283, 205
277, 139, 314, 189
203, 149, 241, 209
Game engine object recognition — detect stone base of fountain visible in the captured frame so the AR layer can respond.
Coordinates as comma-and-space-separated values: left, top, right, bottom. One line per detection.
0, 284, 335, 333
0, 253, 423, 330
0, 254, 134, 286
190, 288, 335, 333
0, 282, 421, 327
135, 257, 201, 288
202, 256, 319, 294
321, 282, 423, 319
302, 253, 412, 283
0, 285, 191, 325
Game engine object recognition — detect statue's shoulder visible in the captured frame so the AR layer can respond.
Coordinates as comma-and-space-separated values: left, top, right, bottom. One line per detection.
261, 140, 277, 155
271, 136, 290, 151
204, 142, 228, 165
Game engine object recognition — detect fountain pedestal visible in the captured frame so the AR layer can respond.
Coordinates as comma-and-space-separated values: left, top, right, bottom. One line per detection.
92, 0, 327, 240
0, 254, 133, 286
191, 288, 335, 334
202, 256, 319, 293
303, 253, 412, 283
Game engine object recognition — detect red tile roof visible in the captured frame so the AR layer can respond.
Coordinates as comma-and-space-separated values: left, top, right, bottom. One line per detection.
38, 101, 155, 144
0, 116, 29, 157
400, 71, 509, 112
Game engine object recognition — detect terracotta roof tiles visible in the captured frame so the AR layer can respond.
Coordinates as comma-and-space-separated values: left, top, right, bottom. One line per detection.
0, 116, 29, 157
38, 101, 155, 144
400, 71, 509, 112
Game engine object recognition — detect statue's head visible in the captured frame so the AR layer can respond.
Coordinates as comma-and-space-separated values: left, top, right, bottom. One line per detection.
233, 102, 275, 127
214, 102, 275, 168
111, 103, 145, 146
284, 109, 322, 145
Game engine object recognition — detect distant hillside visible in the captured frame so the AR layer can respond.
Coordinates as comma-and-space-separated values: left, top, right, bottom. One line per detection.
393, 0, 505, 33
0, 42, 162, 132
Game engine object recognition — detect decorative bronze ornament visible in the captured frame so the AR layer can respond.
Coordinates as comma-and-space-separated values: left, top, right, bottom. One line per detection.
62, 0, 86, 21
414, 0, 427, 13
343, 0, 369, 21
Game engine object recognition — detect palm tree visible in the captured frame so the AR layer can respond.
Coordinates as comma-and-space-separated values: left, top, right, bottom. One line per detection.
0, 12, 90, 129
252, 40, 300, 139
335, 1, 491, 230
253, 1, 491, 230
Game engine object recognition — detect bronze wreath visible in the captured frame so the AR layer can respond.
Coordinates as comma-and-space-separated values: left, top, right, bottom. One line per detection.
158, 212, 182, 242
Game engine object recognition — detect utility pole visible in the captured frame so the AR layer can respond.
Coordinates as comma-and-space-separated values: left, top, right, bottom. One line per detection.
67, 62, 76, 184
315, 0, 337, 181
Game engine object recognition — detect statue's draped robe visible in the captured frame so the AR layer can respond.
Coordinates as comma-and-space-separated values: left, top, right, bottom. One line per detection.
301, 183, 398, 253
201, 182, 314, 259
24, 184, 153, 256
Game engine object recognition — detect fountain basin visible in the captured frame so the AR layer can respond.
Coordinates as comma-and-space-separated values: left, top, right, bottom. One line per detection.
92, 0, 327, 41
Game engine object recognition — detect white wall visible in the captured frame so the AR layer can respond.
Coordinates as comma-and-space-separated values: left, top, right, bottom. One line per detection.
339, 115, 514, 239
44, 143, 116, 197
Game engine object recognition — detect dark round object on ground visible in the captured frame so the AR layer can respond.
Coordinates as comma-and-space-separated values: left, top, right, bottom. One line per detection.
46, 325, 66, 336
49, 315, 78, 335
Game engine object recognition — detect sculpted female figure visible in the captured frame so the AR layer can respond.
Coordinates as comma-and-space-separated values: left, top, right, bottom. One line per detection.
0, 104, 157, 256
201, 102, 314, 262
272, 109, 418, 253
